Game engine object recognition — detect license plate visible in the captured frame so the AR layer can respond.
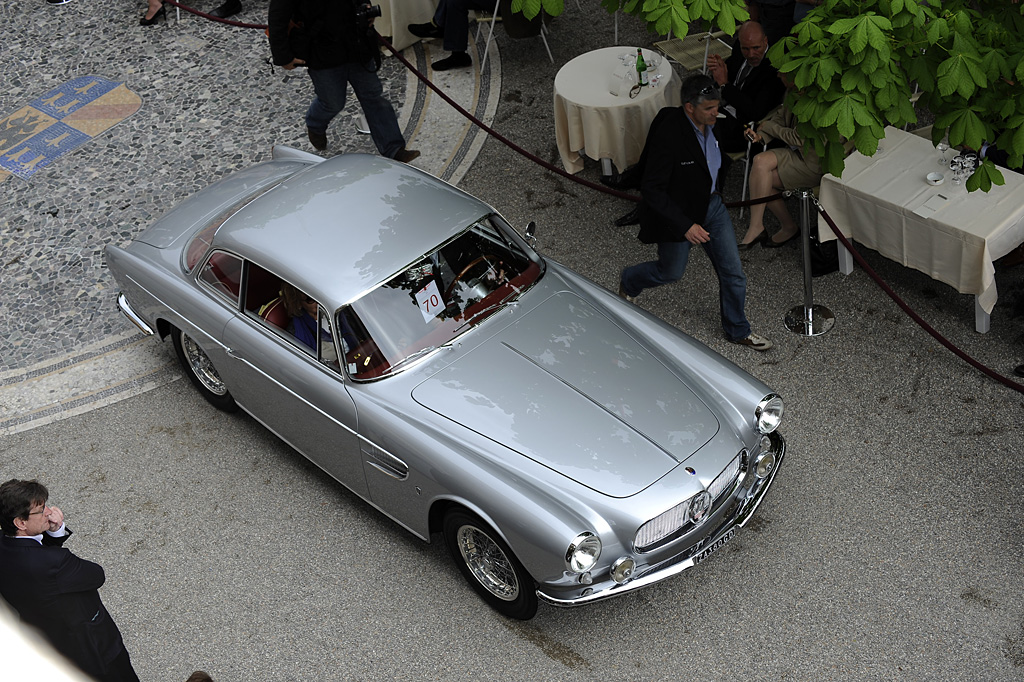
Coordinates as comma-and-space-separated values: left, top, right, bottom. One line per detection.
692, 528, 736, 566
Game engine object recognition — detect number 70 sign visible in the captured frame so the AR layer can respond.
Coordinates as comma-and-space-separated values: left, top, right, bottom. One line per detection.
415, 279, 444, 323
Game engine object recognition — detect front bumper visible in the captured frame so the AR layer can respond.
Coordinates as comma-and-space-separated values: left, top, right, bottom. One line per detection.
537, 432, 786, 607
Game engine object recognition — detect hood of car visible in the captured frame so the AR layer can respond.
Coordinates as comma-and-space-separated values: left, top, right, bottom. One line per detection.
412, 292, 720, 497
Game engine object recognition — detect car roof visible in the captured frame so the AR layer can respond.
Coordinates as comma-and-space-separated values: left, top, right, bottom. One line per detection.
213, 154, 491, 306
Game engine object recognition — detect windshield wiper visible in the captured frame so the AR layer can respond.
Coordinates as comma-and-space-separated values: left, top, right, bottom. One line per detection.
385, 343, 454, 373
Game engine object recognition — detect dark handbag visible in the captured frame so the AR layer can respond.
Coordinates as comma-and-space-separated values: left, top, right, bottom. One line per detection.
808, 230, 839, 277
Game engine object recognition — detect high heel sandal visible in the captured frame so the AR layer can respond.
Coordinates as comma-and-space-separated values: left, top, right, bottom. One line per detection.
140, 4, 165, 26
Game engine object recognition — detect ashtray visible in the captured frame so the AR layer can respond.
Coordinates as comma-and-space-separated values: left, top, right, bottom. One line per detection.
926, 172, 944, 186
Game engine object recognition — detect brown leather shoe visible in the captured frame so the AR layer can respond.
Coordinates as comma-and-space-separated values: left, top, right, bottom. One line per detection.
307, 128, 327, 151
393, 148, 420, 163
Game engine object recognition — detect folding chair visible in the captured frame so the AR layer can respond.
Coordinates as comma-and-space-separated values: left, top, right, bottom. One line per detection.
654, 30, 731, 73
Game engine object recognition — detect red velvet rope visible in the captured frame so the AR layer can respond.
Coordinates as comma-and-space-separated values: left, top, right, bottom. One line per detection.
815, 202, 1023, 394
160, 0, 269, 29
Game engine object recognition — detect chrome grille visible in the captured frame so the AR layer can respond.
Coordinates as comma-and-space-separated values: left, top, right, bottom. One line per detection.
708, 452, 742, 502
634, 452, 743, 552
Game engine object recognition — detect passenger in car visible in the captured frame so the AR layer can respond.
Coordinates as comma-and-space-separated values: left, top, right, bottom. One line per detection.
279, 282, 325, 351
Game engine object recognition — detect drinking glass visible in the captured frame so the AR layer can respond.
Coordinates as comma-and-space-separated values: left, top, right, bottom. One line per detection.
950, 157, 964, 185
937, 138, 950, 166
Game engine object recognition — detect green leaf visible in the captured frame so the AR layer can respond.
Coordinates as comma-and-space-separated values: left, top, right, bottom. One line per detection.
840, 69, 863, 93
926, 17, 948, 43
865, 15, 892, 56
1014, 126, 1024, 157
852, 123, 879, 155
861, 50, 880, 79
849, 21, 868, 53
823, 140, 848, 178
937, 55, 980, 99
836, 99, 856, 139
828, 18, 860, 35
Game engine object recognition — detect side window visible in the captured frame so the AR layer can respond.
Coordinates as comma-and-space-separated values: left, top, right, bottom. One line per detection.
244, 268, 342, 375
316, 306, 340, 373
197, 251, 242, 306
245, 262, 285, 327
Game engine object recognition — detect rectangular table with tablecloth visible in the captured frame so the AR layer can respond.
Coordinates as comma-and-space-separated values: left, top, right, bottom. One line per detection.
817, 126, 1024, 333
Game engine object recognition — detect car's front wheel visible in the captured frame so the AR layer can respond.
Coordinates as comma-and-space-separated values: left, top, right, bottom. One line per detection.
443, 509, 537, 620
170, 325, 237, 412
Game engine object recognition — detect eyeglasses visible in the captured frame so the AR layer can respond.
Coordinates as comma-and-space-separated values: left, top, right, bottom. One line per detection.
26, 508, 47, 516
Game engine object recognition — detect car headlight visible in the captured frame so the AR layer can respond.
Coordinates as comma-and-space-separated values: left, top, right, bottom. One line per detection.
754, 394, 784, 434
565, 532, 602, 574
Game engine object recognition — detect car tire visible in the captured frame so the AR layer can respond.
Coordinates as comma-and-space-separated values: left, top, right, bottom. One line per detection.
442, 509, 538, 620
170, 325, 238, 412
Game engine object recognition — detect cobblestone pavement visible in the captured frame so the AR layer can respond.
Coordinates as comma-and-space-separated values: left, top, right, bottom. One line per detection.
1, 1, 499, 433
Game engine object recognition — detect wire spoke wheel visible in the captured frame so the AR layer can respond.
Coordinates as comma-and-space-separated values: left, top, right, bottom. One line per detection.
181, 334, 228, 395
457, 525, 520, 601
443, 509, 537, 620
171, 325, 237, 412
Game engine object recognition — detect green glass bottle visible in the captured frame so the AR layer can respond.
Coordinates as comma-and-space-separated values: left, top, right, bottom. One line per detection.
635, 48, 649, 87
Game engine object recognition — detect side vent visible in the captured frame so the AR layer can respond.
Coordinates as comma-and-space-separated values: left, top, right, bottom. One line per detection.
364, 444, 409, 480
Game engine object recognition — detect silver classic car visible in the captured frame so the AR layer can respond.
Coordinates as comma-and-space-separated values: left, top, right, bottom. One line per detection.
105, 148, 785, 619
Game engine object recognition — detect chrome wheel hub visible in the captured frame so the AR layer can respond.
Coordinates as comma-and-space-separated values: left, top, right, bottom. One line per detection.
182, 334, 227, 396
457, 525, 519, 601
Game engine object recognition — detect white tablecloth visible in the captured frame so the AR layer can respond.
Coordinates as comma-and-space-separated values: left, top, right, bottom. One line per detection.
377, 0, 438, 52
817, 126, 1024, 322
554, 47, 680, 174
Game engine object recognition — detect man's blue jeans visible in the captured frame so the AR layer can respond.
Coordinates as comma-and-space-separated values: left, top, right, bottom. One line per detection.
306, 61, 405, 158
621, 195, 751, 341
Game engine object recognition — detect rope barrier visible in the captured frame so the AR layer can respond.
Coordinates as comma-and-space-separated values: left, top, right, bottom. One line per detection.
150, 13, 1023, 392
161, 0, 269, 30
816, 201, 1024, 394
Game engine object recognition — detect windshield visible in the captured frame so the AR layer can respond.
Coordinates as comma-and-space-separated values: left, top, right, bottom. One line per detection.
340, 216, 543, 380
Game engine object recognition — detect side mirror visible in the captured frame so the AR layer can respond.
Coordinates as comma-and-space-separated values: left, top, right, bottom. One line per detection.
524, 221, 538, 248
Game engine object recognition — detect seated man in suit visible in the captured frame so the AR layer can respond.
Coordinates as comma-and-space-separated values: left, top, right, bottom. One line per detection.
705, 21, 786, 154
0, 479, 140, 682
408, 0, 490, 71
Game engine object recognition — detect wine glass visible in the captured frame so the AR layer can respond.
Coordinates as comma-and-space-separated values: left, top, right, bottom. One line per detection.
950, 157, 964, 185
937, 138, 950, 166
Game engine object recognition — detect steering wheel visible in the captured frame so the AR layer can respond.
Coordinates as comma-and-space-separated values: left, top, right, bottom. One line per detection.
444, 255, 505, 299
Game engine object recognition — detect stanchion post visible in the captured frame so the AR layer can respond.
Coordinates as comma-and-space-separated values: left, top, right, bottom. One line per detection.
784, 190, 835, 336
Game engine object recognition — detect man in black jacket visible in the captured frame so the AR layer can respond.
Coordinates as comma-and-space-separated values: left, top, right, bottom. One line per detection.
268, 0, 419, 162
0, 479, 140, 682
618, 74, 773, 351
705, 21, 785, 153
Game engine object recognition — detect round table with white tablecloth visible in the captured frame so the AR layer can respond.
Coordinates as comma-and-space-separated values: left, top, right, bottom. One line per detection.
553, 46, 680, 175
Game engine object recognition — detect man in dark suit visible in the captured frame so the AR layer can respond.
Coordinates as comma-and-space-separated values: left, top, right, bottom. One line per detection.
0, 479, 140, 682
706, 21, 785, 153
618, 74, 773, 351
